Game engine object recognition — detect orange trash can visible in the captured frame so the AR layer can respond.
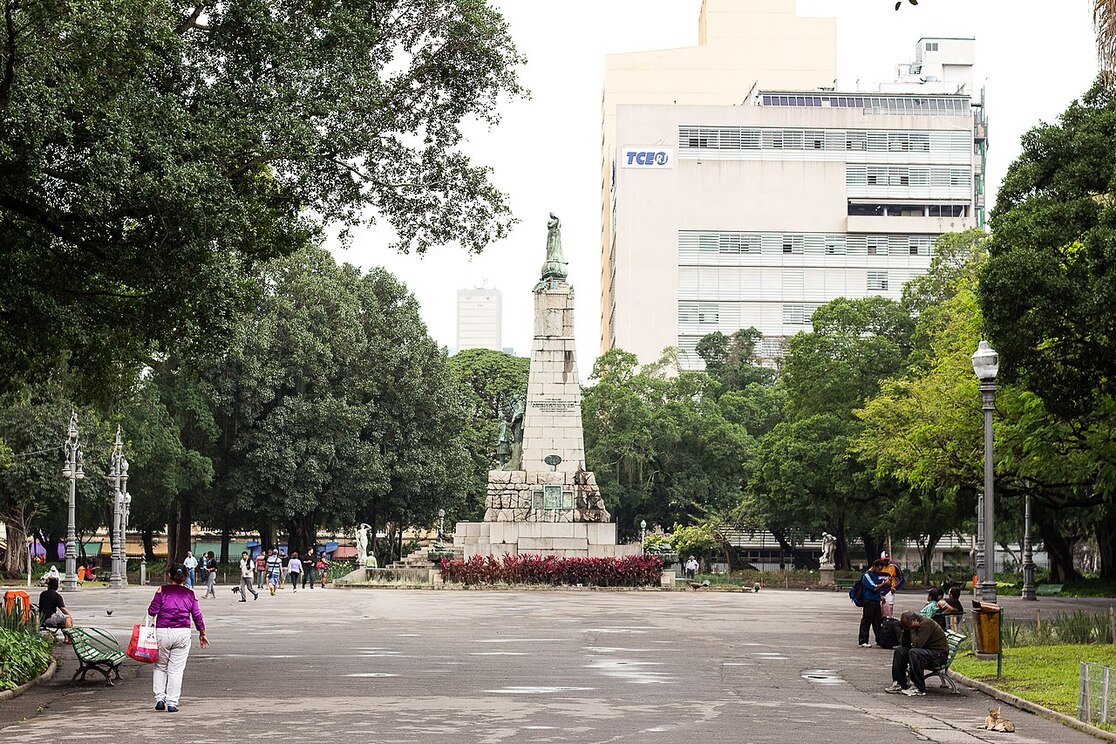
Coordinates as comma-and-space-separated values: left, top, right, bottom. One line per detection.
4, 590, 32, 623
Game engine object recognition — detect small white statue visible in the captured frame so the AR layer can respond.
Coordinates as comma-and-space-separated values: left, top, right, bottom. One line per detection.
355, 523, 371, 567
820, 532, 837, 568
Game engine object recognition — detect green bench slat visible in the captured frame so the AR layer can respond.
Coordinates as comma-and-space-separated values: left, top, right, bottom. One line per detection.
1035, 583, 1064, 596
63, 627, 127, 686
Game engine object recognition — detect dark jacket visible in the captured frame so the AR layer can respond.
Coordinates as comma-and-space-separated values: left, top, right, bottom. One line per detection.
903, 618, 949, 653
860, 570, 891, 602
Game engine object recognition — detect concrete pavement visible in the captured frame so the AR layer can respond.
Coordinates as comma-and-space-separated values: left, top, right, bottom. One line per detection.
0, 583, 1107, 743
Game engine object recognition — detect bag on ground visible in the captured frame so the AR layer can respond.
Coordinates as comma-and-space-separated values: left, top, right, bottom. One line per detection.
127, 617, 160, 664
877, 616, 902, 649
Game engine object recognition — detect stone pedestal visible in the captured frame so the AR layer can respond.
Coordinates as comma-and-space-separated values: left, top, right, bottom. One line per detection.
453, 521, 641, 560
482, 468, 609, 523
820, 567, 835, 587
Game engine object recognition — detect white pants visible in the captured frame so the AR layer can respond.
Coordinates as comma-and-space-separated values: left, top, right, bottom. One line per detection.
883, 591, 896, 617
152, 627, 193, 706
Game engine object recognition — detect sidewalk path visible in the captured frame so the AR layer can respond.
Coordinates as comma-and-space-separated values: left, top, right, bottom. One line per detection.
0, 585, 1107, 743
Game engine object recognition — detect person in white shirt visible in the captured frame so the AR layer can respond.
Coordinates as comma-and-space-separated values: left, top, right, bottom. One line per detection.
182, 551, 198, 588
287, 552, 303, 592
236, 551, 258, 602
685, 556, 699, 580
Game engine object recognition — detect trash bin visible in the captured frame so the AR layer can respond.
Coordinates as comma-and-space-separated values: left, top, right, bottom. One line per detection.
972, 601, 1001, 656
3, 590, 32, 624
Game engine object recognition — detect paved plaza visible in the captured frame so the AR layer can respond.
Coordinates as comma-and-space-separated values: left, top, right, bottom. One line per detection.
0, 584, 1105, 744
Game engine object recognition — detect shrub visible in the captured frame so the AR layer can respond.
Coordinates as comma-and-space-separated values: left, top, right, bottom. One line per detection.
440, 554, 663, 587
0, 628, 52, 691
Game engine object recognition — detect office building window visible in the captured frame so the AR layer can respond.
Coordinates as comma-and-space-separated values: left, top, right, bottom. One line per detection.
868, 272, 890, 291
782, 235, 803, 254
783, 304, 807, 325
866, 236, 889, 256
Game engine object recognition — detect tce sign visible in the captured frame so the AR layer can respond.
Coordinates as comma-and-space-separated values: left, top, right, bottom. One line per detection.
620, 147, 673, 169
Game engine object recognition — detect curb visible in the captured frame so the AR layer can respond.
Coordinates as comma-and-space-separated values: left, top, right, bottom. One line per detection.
950, 669, 1116, 742
0, 658, 58, 704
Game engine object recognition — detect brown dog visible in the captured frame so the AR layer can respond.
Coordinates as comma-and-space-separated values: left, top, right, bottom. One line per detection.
983, 707, 1016, 733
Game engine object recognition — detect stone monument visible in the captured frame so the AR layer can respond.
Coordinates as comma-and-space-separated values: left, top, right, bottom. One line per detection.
819, 531, 836, 586
454, 215, 638, 559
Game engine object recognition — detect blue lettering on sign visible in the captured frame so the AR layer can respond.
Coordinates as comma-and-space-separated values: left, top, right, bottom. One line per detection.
625, 150, 670, 166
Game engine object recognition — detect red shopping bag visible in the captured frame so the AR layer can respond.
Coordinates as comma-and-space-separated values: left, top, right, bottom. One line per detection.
127, 617, 160, 664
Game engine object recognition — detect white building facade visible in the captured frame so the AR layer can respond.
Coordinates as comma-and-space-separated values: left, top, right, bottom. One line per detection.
600, 3, 988, 367
456, 287, 503, 352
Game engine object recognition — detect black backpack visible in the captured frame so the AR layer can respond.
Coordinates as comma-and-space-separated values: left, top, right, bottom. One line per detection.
877, 617, 903, 649
849, 578, 865, 607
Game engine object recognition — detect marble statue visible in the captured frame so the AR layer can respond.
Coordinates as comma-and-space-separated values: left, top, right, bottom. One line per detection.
355, 523, 371, 567
539, 213, 568, 281
820, 531, 837, 568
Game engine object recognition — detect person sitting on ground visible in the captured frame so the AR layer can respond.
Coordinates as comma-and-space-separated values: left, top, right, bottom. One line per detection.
857, 559, 892, 648
885, 610, 949, 697
39, 577, 74, 630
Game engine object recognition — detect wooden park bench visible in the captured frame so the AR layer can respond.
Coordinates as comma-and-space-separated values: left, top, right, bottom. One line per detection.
63, 627, 127, 686
834, 578, 857, 591
1035, 583, 1064, 597
922, 629, 966, 694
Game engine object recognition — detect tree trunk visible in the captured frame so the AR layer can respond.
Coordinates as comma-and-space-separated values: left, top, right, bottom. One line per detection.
1038, 517, 1080, 582
861, 532, 882, 568
40, 532, 61, 564
1095, 505, 1116, 579
142, 529, 156, 562
220, 526, 230, 564
167, 513, 178, 566
922, 533, 941, 586
2, 517, 28, 575
258, 523, 273, 553
769, 528, 818, 569
173, 497, 192, 564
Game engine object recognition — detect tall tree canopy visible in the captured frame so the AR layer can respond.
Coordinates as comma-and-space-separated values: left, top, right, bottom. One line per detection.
980, 80, 1116, 418
0, 0, 525, 398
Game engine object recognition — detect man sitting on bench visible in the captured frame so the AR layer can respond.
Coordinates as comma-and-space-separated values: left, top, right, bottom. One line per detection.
39, 577, 74, 630
885, 610, 947, 697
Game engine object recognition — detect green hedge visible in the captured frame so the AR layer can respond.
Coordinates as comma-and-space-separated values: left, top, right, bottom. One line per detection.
0, 629, 52, 691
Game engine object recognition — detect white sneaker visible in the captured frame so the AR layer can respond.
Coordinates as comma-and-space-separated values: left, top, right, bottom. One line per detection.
885, 682, 904, 693
859, 642, 873, 648
902, 688, 926, 697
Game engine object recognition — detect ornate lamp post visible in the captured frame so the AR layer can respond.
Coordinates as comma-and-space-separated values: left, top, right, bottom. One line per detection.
109, 427, 129, 588
971, 340, 999, 604
640, 519, 647, 555
61, 412, 84, 591
973, 493, 984, 599
1021, 494, 1036, 600
120, 488, 132, 586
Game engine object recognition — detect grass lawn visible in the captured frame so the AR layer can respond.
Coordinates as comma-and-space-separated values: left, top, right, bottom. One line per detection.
953, 645, 1116, 732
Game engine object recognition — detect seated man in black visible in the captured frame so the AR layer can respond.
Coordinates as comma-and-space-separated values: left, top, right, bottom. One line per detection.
885, 610, 948, 696
38, 577, 74, 630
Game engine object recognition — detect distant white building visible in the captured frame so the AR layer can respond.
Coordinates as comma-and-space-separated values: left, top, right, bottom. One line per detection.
456, 287, 503, 352
600, 0, 988, 368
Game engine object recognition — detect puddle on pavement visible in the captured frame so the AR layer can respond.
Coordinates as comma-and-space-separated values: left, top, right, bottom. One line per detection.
586, 659, 674, 685
801, 669, 845, 685
346, 672, 399, 677
755, 652, 787, 660
486, 686, 595, 694
470, 651, 527, 656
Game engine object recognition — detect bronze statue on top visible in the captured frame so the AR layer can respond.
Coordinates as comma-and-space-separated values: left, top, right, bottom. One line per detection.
540, 212, 568, 281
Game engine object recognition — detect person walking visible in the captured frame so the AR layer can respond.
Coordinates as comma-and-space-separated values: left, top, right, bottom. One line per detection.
266, 548, 282, 595
287, 551, 303, 592
237, 551, 258, 602
182, 551, 198, 588
147, 564, 209, 712
254, 550, 267, 589
858, 559, 892, 648
685, 555, 699, 580
303, 548, 318, 590
203, 551, 218, 599
885, 611, 949, 696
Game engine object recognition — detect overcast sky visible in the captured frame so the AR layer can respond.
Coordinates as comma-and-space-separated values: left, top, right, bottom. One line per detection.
328, 0, 1099, 369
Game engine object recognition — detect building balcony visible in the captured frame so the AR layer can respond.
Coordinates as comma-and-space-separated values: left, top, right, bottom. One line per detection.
847, 214, 975, 234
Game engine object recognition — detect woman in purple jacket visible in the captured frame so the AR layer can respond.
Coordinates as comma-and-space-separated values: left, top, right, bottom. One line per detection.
147, 564, 209, 712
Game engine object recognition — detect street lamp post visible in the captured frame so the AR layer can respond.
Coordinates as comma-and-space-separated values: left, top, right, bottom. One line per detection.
109, 426, 128, 589
972, 340, 1000, 604
1021, 494, 1036, 600
61, 412, 84, 592
121, 490, 131, 586
639, 519, 647, 555
973, 493, 984, 599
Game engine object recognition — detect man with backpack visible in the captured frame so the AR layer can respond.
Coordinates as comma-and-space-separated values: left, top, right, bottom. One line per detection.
851, 559, 892, 647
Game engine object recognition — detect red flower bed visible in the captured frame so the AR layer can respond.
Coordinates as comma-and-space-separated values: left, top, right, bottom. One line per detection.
439, 554, 663, 587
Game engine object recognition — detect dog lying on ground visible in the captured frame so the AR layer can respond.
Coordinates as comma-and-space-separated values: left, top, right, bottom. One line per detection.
983, 707, 1016, 733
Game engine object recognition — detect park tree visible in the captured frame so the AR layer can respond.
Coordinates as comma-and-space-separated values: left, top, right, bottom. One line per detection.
0, 0, 525, 400
207, 245, 471, 558
582, 349, 757, 534
447, 348, 529, 516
